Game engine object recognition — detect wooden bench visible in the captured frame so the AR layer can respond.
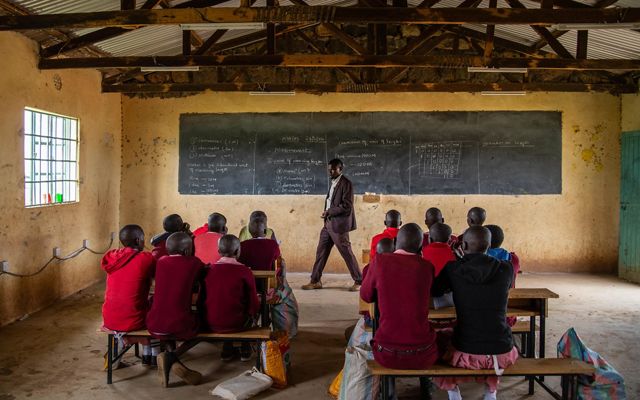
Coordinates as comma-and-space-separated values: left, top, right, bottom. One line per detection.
368, 358, 594, 400
252, 270, 277, 327
99, 327, 273, 384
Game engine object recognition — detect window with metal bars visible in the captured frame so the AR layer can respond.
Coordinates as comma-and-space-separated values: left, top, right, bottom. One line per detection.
23, 108, 79, 207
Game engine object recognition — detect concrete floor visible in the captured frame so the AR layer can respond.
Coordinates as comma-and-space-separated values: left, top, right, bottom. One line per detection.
0, 272, 638, 400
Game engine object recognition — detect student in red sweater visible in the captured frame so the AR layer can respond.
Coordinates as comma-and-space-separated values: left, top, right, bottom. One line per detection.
422, 223, 456, 276
194, 212, 227, 264
202, 234, 260, 362
238, 219, 281, 271
423, 207, 457, 247
361, 223, 438, 370
368, 210, 401, 262
432, 226, 517, 400
150, 214, 192, 260
101, 225, 157, 365
146, 232, 204, 387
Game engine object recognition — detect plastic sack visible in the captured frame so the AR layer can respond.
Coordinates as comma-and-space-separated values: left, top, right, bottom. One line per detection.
557, 327, 626, 400
261, 340, 287, 389
209, 368, 273, 400
273, 330, 291, 368
347, 316, 373, 355
339, 345, 380, 400
270, 278, 299, 339
328, 369, 343, 399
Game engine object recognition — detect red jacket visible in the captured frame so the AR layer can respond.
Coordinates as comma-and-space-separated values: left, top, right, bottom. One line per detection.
423, 232, 458, 248
194, 231, 224, 265
201, 258, 260, 333
238, 238, 281, 271
101, 248, 155, 332
192, 223, 209, 237
361, 251, 438, 369
422, 242, 456, 277
146, 255, 204, 339
369, 227, 399, 262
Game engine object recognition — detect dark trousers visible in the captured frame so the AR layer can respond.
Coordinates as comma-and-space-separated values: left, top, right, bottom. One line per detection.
310, 223, 362, 284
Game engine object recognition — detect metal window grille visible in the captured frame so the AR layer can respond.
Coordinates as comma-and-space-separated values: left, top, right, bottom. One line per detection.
23, 108, 79, 207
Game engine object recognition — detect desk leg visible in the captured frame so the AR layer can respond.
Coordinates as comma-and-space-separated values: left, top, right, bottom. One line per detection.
528, 315, 536, 395
260, 285, 268, 328
107, 334, 113, 385
255, 341, 262, 371
539, 299, 546, 383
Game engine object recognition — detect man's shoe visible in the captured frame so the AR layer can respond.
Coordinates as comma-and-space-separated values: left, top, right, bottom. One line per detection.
221, 342, 235, 362
172, 361, 202, 386
348, 283, 361, 292
240, 343, 252, 362
301, 281, 322, 290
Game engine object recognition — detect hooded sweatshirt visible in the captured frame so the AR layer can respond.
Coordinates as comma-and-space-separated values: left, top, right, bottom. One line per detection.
101, 247, 156, 332
433, 253, 514, 355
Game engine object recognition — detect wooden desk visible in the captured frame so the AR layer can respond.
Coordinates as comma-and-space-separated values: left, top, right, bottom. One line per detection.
252, 270, 276, 328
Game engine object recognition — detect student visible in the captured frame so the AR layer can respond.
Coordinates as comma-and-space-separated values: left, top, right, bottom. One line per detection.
151, 214, 192, 260
201, 235, 260, 362
146, 232, 204, 387
422, 222, 456, 277
423, 207, 457, 247
368, 210, 401, 263
361, 223, 438, 370
239, 211, 278, 242
194, 213, 227, 264
485, 225, 511, 262
238, 218, 281, 271
101, 225, 157, 365
192, 222, 209, 237
433, 226, 517, 400
453, 207, 486, 257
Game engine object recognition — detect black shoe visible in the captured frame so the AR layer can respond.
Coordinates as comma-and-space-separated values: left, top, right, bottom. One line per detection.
151, 355, 157, 367
240, 343, 252, 362
142, 355, 151, 365
221, 343, 235, 362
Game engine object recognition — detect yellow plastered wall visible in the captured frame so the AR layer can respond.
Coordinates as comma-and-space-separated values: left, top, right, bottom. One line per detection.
0, 32, 122, 326
622, 94, 640, 132
121, 91, 621, 275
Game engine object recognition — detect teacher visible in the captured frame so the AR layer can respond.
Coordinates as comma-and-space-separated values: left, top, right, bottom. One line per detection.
302, 158, 362, 292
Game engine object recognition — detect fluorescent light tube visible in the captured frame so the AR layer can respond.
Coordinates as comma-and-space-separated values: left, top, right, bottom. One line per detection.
480, 91, 527, 96
249, 91, 296, 96
180, 23, 266, 30
140, 66, 200, 72
468, 67, 528, 74
553, 23, 640, 30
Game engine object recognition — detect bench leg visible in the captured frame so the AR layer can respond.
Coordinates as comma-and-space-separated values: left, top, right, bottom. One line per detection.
570, 375, 578, 400
255, 340, 262, 371
380, 375, 388, 400
134, 343, 140, 359
419, 377, 432, 400
107, 334, 113, 385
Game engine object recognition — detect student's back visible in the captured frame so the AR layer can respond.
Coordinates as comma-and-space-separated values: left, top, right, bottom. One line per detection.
422, 242, 455, 277
361, 251, 438, 369
102, 247, 155, 332
194, 231, 224, 264
146, 254, 204, 339
238, 238, 281, 271
202, 258, 260, 333
437, 253, 513, 354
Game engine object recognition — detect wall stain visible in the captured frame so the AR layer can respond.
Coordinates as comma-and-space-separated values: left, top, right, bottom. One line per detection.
572, 124, 606, 172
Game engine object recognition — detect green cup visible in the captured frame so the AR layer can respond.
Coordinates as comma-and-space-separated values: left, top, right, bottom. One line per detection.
55, 193, 63, 203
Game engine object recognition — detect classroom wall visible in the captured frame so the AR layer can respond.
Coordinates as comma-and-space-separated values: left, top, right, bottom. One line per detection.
0, 32, 122, 326
622, 94, 640, 132
120, 90, 621, 275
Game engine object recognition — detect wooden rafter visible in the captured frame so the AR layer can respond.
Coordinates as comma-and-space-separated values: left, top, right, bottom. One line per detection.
39, 54, 640, 70
4, 7, 640, 30
101, 81, 638, 94
445, 26, 553, 59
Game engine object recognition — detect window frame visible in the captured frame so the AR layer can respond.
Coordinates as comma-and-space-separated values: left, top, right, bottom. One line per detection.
23, 107, 80, 208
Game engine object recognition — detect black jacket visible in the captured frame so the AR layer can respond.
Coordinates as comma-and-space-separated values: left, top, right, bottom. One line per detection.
433, 253, 514, 355
324, 175, 356, 234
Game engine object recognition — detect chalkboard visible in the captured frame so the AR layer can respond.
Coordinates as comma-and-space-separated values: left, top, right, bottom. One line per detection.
179, 112, 561, 195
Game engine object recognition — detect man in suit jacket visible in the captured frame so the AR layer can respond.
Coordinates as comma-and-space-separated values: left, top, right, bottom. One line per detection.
302, 159, 362, 292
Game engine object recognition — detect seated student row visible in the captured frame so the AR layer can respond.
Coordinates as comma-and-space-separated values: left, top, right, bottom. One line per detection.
101, 211, 291, 388
357, 207, 518, 400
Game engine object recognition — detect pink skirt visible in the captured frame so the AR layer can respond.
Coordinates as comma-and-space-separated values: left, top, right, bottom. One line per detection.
434, 345, 519, 392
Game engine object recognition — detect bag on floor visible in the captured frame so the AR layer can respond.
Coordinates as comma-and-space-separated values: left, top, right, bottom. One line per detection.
209, 368, 273, 400
347, 316, 373, 356
339, 345, 380, 400
270, 278, 299, 339
261, 339, 288, 389
328, 369, 343, 399
557, 327, 627, 400
273, 330, 292, 368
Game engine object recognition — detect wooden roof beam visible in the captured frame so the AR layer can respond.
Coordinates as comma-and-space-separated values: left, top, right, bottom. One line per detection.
39, 54, 640, 70
5, 7, 640, 30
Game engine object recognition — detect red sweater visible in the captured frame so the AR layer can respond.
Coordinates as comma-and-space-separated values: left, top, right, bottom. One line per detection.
201, 258, 260, 333
422, 242, 456, 277
423, 232, 458, 248
369, 227, 399, 262
194, 231, 224, 265
238, 238, 281, 271
101, 248, 155, 332
146, 255, 204, 339
361, 251, 437, 364
192, 223, 209, 237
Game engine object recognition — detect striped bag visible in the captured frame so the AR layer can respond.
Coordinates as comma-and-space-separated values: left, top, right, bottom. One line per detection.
557, 327, 626, 400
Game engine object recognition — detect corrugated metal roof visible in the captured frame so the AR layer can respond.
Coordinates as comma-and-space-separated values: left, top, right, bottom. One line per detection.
9, 0, 640, 59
